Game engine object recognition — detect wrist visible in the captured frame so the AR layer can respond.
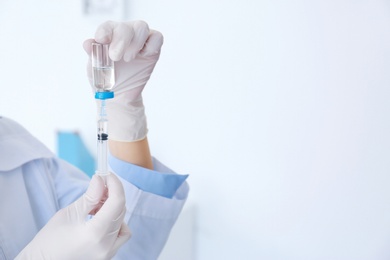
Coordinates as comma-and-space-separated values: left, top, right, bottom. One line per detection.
109, 138, 153, 170
106, 97, 148, 142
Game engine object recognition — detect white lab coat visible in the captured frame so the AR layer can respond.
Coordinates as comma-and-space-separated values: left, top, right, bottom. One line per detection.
0, 117, 189, 260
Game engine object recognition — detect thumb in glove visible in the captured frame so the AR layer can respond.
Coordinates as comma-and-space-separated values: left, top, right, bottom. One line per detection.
16, 173, 131, 260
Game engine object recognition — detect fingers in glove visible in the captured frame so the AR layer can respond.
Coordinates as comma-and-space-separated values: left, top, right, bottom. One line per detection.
70, 174, 106, 220
89, 187, 108, 215
94, 20, 116, 44
91, 173, 126, 232
140, 29, 164, 57
93, 21, 124, 61
109, 22, 134, 61
82, 38, 95, 55
110, 222, 132, 257
94, 21, 133, 61
123, 20, 150, 62
94, 20, 151, 62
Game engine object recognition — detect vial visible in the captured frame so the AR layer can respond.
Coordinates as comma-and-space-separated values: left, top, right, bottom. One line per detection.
92, 43, 115, 99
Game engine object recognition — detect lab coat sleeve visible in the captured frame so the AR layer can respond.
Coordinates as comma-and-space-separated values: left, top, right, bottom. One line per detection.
1, 116, 188, 259
0, 116, 90, 212
111, 158, 190, 260
52, 158, 90, 208
52, 152, 189, 260
22, 155, 188, 260
109, 153, 189, 198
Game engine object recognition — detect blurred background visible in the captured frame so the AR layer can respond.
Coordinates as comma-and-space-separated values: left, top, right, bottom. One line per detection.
1, 0, 390, 259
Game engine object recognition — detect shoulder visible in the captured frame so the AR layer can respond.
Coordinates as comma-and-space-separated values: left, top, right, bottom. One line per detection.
0, 116, 54, 171
0, 116, 30, 134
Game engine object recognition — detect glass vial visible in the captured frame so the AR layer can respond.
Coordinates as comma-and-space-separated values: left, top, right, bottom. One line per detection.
91, 43, 115, 92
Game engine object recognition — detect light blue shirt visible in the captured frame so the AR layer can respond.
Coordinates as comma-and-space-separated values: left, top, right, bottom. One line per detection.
0, 116, 189, 260
109, 154, 188, 199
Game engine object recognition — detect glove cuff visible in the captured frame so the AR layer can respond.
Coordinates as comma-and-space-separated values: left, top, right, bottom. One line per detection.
105, 97, 148, 142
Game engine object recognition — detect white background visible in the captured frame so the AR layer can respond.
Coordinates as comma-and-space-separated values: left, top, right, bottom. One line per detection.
1, 0, 390, 259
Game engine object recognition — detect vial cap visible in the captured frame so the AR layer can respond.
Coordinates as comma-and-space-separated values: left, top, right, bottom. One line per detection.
95, 91, 114, 100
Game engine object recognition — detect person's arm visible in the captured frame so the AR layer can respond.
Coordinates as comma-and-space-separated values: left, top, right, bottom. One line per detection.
109, 138, 153, 170
83, 20, 161, 172
83, 19, 189, 196
83, 20, 189, 259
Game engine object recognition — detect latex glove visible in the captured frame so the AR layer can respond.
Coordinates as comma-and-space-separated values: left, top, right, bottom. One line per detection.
15, 174, 131, 260
83, 20, 164, 142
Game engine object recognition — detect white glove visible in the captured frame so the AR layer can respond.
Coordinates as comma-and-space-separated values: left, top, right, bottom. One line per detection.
15, 173, 131, 260
84, 20, 164, 142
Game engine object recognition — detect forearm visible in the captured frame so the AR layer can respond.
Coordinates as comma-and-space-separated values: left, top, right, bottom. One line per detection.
109, 138, 153, 170
86, 21, 162, 172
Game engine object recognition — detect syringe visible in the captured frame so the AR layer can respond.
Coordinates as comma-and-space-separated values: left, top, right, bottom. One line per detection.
96, 100, 109, 176
91, 43, 115, 182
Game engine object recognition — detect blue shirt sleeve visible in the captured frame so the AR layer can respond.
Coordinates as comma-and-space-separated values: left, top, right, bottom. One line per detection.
108, 153, 188, 199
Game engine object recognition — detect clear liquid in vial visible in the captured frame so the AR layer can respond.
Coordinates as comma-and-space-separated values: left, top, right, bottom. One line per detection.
93, 67, 115, 91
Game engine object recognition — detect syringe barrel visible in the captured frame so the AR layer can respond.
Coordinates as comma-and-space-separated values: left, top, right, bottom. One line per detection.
96, 108, 109, 176
96, 137, 109, 175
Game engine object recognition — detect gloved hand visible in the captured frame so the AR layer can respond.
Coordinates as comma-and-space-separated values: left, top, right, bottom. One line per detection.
15, 173, 131, 260
83, 20, 164, 142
